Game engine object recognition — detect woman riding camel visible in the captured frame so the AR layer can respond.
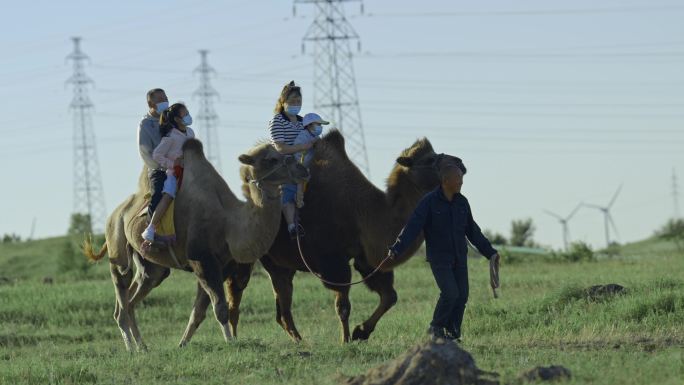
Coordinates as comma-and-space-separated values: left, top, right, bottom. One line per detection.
268, 81, 315, 239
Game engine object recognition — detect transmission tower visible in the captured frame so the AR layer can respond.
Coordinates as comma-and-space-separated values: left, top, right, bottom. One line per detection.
295, 0, 370, 176
194, 49, 221, 173
673, 168, 680, 219
66, 37, 106, 232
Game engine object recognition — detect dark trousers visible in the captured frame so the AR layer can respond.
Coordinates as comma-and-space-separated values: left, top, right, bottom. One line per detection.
429, 262, 469, 338
148, 169, 167, 217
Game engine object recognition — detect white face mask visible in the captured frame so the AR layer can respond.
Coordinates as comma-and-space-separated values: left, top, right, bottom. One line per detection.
155, 101, 169, 114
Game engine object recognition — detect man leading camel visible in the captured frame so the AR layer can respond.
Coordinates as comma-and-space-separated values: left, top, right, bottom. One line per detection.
138, 88, 169, 217
388, 160, 501, 342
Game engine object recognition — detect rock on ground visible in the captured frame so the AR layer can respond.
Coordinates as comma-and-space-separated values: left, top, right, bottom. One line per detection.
517, 366, 572, 382
340, 338, 499, 385
585, 284, 626, 300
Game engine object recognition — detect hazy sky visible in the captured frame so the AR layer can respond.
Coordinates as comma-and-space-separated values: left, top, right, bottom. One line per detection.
2, 0, 683, 249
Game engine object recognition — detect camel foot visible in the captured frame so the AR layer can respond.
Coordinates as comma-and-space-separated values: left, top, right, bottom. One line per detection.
221, 323, 234, 343
351, 324, 372, 341
289, 332, 303, 343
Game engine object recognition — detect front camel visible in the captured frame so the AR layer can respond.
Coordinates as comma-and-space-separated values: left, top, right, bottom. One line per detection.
84, 139, 309, 351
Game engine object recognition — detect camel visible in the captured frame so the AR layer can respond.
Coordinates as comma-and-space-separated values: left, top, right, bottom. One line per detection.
158, 130, 458, 344
257, 131, 456, 343
83, 138, 309, 351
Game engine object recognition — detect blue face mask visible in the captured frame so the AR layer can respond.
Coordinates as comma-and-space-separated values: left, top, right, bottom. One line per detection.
155, 101, 169, 114
285, 105, 301, 115
182, 114, 193, 126
311, 125, 323, 136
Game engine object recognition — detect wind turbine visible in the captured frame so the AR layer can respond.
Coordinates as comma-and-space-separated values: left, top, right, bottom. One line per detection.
584, 185, 622, 248
544, 203, 582, 251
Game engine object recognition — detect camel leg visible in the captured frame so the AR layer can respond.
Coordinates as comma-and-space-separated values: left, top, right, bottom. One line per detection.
224, 261, 254, 338
110, 263, 135, 352
187, 254, 231, 343
330, 286, 352, 343
351, 260, 398, 341
177, 261, 252, 346
127, 259, 170, 351
321, 260, 353, 343
179, 282, 211, 347
260, 256, 302, 342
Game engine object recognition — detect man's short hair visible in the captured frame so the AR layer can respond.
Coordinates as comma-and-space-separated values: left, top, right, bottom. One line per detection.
146, 88, 165, 102
439, 162, 463, 181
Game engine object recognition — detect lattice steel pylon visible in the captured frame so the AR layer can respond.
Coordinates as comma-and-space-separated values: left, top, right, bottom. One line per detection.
66, 37, 106, 232
194, 49, 221, 173
295, 0, 370, 176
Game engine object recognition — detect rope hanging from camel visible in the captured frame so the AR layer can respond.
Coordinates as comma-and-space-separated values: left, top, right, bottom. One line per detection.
294, 233, 393, 287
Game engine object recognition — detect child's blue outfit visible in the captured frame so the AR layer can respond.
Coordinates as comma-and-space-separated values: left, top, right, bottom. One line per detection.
281, 128, 319, 203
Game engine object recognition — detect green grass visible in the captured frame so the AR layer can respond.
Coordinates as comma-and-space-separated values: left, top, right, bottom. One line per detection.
1, 237, 683, 384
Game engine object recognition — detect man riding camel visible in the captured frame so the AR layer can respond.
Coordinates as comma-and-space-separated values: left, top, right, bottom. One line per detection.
138, 88, 169, 219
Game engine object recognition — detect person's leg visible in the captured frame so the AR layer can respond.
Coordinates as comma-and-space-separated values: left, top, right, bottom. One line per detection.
281, 184, 296, 226
142, 174, 176, 242
447, 266, 469, 340
283, 203, 295, 227
429, 262, 459, 337
281, 184, 302, 238
295, 182, 305, 208
150, 194, 172, 227
148, 170, 167, 217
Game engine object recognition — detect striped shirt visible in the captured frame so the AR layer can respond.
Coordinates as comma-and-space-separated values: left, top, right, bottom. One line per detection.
268, 112, 303, 146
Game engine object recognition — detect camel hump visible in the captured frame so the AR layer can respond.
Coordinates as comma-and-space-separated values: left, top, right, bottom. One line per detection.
322, 129, 349, 159
182, 138, 204, 155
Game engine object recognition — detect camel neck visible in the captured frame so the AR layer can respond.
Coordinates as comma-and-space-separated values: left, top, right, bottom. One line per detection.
386, 169, 428, 233
246, 182, 281, 208
226, 182, 283, 263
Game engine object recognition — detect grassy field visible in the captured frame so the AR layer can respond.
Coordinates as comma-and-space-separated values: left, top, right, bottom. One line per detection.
0, 236, 683, 384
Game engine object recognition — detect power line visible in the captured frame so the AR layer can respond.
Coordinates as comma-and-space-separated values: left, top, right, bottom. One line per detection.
359, 106, 684, 118
296, 0, 370, 176
194, 50, 222, 173
362, 4, 684, 18
358, 50, 684, 59
66, 37, 106, 233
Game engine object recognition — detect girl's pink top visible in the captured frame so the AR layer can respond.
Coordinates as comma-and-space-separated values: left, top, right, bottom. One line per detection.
152, 127, 196, 172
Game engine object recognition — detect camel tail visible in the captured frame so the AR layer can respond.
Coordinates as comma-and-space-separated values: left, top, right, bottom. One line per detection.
83, 234, 108, 262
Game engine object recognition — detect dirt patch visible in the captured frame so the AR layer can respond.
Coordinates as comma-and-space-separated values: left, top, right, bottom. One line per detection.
585, 284, 626, 300
471, 337, 684, 352
517, 366, 571, 382
340, 338, 499, 385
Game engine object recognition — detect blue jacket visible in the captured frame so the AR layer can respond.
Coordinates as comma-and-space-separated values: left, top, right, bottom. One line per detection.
390, 187, 497, 266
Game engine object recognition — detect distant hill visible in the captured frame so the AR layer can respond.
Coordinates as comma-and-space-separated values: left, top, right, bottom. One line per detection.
0, 234, 680, 282
0, 235, 108, 281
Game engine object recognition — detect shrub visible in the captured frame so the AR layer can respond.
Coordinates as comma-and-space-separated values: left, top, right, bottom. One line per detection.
555, 241, 595, 262
510, 218, 536, 247
656, 218, 684, 250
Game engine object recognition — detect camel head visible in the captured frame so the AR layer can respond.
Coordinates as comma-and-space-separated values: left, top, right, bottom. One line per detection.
393, 138, 466, 192
238, 143, 310, 187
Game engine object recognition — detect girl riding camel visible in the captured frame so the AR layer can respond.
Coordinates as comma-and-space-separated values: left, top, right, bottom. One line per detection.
141, 103, 195, 248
